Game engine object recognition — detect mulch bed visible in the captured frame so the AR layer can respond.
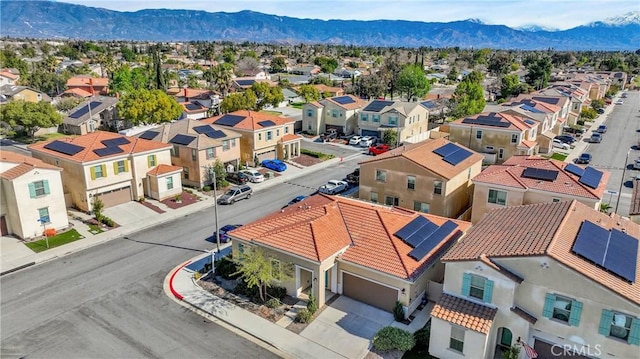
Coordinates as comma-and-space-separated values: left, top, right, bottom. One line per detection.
256, 168, 281, 178
83, 218, 119, 229
290, 154, 323, 167
138, 200, 165, 214
161, 190, 199, 209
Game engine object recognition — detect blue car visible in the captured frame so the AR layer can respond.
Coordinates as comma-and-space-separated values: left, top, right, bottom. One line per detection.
261, 159, 287, 172
283, 195, 308, 208
207, 224, 242, 243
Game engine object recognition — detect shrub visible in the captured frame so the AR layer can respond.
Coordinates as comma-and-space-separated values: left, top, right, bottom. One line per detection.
203, 186, 211, 192
215, 256, 239, 279
393, 301, 405, 322
101, 216, 115, 227
577, 120, 585, 126
267, 286, 287, 300
307, 293, 318, 314
265, 298, 281, 309
372, 326, 415, 352
296, 308, 313, 323
414, 326, 431, 350
300, 149, 335, 161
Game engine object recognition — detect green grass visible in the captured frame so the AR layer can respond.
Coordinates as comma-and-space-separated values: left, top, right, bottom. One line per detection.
259, 110, 282, 116
300, 148, 335, 161
12, 132, 74, 144
24, 229, 84, 253
88, 224, 104, 234
290, 102, 305, 109
550, 153, 568, 161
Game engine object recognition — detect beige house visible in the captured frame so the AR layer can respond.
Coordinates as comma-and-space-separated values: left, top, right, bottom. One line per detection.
29, 131, 181, 212
0, 151, 68, 239
229, 194, 471, 315
133, 119, 242, 188
448, 112, 539, 164
61, 97, 119, 135
471, 156, 609, 223
358, 138, 483, 220
430, 200, 640, 359
0, 69, 20, 86
0, 85, 51, 103
302, 95, 367, 136
203, 110, 301, 166
534, 85, 590, 126
357, 100, 430, 143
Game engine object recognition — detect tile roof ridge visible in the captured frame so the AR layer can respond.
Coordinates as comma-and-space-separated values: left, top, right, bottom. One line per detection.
544, 199, 576, 255
308, 220, 322, 262
505, 167, 529, 188
377, 208, 411, 278
335, 202, 355, 247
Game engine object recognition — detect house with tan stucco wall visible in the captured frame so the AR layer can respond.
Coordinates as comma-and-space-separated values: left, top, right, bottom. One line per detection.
302, 95, 367, 136
357, 99, 431, 144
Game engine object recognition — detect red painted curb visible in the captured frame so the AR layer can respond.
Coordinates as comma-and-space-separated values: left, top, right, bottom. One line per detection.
169, 261, 190, 300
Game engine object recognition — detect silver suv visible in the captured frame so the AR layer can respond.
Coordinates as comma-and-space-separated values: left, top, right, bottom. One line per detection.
217, 185, 252, 205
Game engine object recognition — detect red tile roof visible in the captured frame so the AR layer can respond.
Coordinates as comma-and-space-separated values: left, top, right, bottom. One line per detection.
230, 195, 471, 279
442, 200, 640, 305
28, 131, 171, 163
63, 88, 93, 98
473, 156, 608, 200
0, 71, 19, 80
147, 164, 182, 176
0, 151, 62, 180
66, 76, 109, 87
431, 294, 497, 334
202, 110, 294, 131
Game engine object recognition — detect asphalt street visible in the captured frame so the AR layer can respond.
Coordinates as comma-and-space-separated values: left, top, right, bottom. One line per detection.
0, 155, 363, 359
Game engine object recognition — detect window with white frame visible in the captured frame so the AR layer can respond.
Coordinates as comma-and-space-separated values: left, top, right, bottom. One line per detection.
306, 109, 313, 117
361, 113, 368, 121
277, 129, 280, 137
511, 134, 518, 143
258, 133, 262, 141
407, 175, 416, 190
32, 180, 48, 197
38, 207, 50, 223
231, 139, 236, 147
388, 115, 398, 125
332, 110, 339, 118
206, 148, 215, 159
267, 131, 273, 141
469, 275, 486, 300
370, 192, 378, 203
551, 295, 573, 323
488, 189, 507, 205
372, 114, 380, 123
608, 312, 634, 341
183, 167, 189, 180
166, 176, 174, 190
413, 201, 429, 213
375, 169, 386, 182
449, 326, 465, 353
116, 160, 126, 174
93, 165, 105, 179
498, 148, 504, 159
285, 127, 289, 134
433, 180, 443, 195
385, 196, 399, 206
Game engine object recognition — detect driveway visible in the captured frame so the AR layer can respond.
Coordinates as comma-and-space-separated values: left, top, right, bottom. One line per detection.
300, 296, 394, 359
301, 138, 367, 159
102, 201, 159, 227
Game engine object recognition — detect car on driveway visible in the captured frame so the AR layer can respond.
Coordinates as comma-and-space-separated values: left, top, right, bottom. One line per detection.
261, 159, 287, 172
369, 144, 391, 155
359, 136, 374, 147
576, 153, 592, 164
563, 126, 585, 136
555, 135, 576, 144
616, 99, 624, 105
207, 224, 243, 243
589, 133, 602, 143
349, 136, 362, 145
552, 139, 571, 150
318, 180, 349, 195
596, 125, 607, 133
226, 171, 249, 185
217, 185, 253, 205
283, 195, 308, 208
241, 169, 265, 183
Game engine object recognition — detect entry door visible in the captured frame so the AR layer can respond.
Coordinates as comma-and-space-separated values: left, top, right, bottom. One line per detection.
0, 216, 8, 235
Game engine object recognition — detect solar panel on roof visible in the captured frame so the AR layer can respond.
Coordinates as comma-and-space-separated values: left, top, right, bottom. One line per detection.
258, 120, 276, 127
44, 140, 85, 156
69, 101, 101, 119
524, 119, 536, 125
409, 221, 458, 261
215, 114, 245, 127
405, 221, 439, 248
579, 166, 603, 189
139, 131, 159, 140
193, 125, 215, 135
572, 220, 609, 266
603, 229, 638, 282
363, 100, 393, 112
169, 134, 196, 146
522, 167, 559, 181
420, 101, 436, 109
564, 163, 585, 177
443, 148, 473, 166
333, 96, 356, 105
207, 130, 226, 139
433, 143, 460, 157
101, 137, 130, 147
185, 103, 203, 111
521, 104, 544, 113
461, 117, 511, 128
533, 96, 560, 105
236, 79, 255, 86
93, 146, 124, 157
395, 216, 430, 242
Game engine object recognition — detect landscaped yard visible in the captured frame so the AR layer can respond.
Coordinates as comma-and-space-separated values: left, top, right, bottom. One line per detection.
13, 132, 72, 144
259, 110, 283, 116
88, 223, 104, 235
550, 152, 568, 161
24, 229, 84, 253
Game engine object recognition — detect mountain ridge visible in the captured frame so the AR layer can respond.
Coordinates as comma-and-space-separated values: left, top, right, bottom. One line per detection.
1, 1, 638, 50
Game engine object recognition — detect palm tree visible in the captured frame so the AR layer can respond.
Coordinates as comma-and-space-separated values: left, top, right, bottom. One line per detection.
212, 63, 234, 97
600, 203, 612, 214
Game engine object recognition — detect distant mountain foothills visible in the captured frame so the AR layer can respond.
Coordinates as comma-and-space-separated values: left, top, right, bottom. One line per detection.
1, 1, 639, 51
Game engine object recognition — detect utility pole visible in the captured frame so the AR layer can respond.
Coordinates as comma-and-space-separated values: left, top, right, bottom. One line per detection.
615, 149, 631, 214
205, 166, 220, 273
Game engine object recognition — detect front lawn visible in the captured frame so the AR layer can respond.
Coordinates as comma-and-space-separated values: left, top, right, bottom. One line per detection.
550, 152, 568, 161
289, 102, 305, 109
24, 229, 84, 253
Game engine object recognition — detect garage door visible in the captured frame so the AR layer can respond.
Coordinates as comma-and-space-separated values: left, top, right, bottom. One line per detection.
97, 186, 132, 208
361, 129, 379, 138
533, 339, 590, 359
257, 150, 276, 163
342, 272, 398, 312
325, 124, 344, 135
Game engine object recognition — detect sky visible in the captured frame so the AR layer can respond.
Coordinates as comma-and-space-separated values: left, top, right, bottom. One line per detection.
54, 0, 638, 30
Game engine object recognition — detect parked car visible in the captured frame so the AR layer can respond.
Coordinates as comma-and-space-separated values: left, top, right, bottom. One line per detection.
576, 153, 592, 164
226, 171, 249, 185
369, 144, 391, 155
283, 195, 308, 208
563, 126, 585, 136
633, 158, 640, 170
217, 185, 252, 205
616, 99, 624, 105
596, 108, 605, 114
359, 136, 374, 147
241, 169, 265, 183
349, 135, 363, 145
207, 224, 243, 243
552, 139, 571, 150
596, 125, 607, 133
320, 128, 339, 141
318, 180, 349, 195
261, 159, 287, 172
605, 98, 612, 105
622, 93, 628, 98
589, 133, 602, 143
346, 168, 360, 185
554, 135, 576, 144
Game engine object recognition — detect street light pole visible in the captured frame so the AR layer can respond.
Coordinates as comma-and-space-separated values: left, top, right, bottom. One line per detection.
204, 166, 220, 274
615, 149, 631, 214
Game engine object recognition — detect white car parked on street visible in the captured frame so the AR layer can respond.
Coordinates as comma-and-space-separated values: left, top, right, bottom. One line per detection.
349, 136, 362, 145
318, 180, 349, 195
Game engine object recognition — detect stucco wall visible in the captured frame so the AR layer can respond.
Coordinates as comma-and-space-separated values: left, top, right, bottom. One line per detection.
449, 125, 526, 164
470, 184, 526, 223
429, 317, 490, 359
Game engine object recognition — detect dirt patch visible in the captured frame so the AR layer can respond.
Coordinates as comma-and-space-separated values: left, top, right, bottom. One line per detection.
290, 154, 323, 167
137, 201, 165, 214
364, 349, 405, 359
161, 190, 199, 209
285, 292, 340, 334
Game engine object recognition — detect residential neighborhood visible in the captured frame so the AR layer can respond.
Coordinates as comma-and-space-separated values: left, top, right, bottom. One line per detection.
1, 15, 639, 359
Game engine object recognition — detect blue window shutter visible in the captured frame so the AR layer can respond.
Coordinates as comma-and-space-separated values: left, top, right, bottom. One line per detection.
483, 279, 494, 303
568, 300, 583, 326
461, 273, 471, 296
629, 318, 640, 346
43, 180, 50, 195
598, 310, 613, 336
28, 183, 36, 198
542, 293, 555, 318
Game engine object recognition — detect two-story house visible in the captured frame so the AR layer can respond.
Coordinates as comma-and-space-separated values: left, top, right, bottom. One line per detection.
0, 68, 20, 86
302, 95, 367, 136
534, 85, 590, 126
357, 100, 430, 143
180, 102, 209, 120
358, 138, 483, 219
0, 85, 52, 103
66, 76, 109, 96
448, 112, 539, 164
134, 119, 242, 188
430, 200, 640, 359
62, 97, 119, 135
470, 156, 609, 223
229, 194, 471, 315
202, 110, 301, 166
29, 131, 181, 212
0, 151, 68, 239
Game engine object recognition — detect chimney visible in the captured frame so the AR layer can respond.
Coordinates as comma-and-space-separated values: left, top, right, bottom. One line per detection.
89, 78, 95, 96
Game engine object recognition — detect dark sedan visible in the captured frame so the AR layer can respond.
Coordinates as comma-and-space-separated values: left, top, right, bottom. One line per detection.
207, 224, 243, 243
226, 171, 249, 185
576, 153, 592, 164
555, 135, 576, 144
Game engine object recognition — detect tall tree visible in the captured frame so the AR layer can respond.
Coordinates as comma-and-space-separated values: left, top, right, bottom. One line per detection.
211, 63, 234, 96
152, 48, 166, 91
251, 82, 284, 110
236, 57, 261, 77
297, 84, 321, 103
233, 247, 276, 302
270, 56, 287, 73
358, 74, 385, 99
220, 92, 257, 113
450, 71, 486, 119
500, 74, 527, 98
117, 89, 183, 125
396, 64, 430, 101
525, 56, 552, 90
1, 100, 63, 138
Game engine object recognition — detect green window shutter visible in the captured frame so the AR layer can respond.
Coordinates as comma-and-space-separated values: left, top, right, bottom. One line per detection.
568, 300, 583, 326
483, 279, 494, 303
542, 293, 555, 318
113, 162, 119, 174
147, 156, 150, 167
124, 160, 129, 172
28, 182, 36, 198
90, 166, 96, 180
43, 180, 50, 195
629, 318, 640, 346
461, 273, 471, 297
101, 164, 106, 177
598, 310, 613, 336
